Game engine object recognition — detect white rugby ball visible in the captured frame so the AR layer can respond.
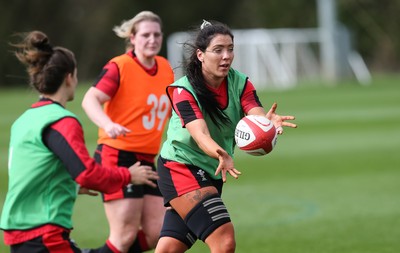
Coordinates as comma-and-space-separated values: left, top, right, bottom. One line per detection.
235, 115, 277, 156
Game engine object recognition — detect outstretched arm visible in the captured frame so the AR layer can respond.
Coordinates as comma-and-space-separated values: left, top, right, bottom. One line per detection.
247, 102, 297, 134
172, 87, 241, 182
186, 119, 241, 182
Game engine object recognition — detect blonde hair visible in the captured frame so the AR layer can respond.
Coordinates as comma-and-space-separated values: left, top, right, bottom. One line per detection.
113, 11, 162, 50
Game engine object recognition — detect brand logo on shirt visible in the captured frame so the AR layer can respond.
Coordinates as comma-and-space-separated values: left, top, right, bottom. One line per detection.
197, 169, 207, 181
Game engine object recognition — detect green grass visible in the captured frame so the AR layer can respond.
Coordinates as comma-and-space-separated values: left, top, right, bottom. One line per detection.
1, 75, 400, 252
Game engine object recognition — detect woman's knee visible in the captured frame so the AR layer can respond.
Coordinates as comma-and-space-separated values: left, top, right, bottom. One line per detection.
110, 225, 139, 247
155, 237, 188, 253
205, 223, 236, 253
218, 234, 236, 253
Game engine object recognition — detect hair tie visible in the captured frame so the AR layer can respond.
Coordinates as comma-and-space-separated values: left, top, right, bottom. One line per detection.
200, 19, 212, 30
36, 43, 54, 54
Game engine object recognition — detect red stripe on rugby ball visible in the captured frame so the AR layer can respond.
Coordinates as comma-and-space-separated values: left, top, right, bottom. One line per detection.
235, 115, 277, 156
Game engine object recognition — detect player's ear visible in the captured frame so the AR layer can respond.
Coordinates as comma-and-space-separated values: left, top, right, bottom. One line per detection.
64, 73, 74, 87
129, 34, 135, 46
196, 49, 204, 63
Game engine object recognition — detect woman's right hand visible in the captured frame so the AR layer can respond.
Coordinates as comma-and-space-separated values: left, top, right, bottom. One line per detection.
82, 87, 131, 139
215, 149, 241, 183
128, 161, 159, 187
104, 122, 131, 139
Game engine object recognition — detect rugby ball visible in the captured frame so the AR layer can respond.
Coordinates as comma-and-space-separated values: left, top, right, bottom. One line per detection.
234, 115, 277, 156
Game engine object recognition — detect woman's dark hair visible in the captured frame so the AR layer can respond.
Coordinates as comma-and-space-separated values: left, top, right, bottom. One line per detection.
184, 21, 234, 129
12, 31, 76, 94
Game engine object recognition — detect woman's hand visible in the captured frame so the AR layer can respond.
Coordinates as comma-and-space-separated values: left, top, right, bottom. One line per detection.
215, 149, 242, 183
104, 122, 131, 139
82, 87, 131, 139
128, 161, 159, 187
266, 102, 297, 134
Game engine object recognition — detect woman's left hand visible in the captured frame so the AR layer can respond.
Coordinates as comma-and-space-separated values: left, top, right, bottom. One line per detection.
266, 102, 297, 134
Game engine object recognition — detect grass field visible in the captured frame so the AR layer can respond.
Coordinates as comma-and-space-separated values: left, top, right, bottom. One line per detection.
1, 75, 400, 252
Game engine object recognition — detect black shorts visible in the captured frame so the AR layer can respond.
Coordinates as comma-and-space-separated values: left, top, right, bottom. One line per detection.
94, 144, 162, 202
157, 156, 223, 206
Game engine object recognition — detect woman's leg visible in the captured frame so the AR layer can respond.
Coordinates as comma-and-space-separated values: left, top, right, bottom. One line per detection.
170, 186, 236, 253
139, 194, 166, 248
104, 198, 143, 253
